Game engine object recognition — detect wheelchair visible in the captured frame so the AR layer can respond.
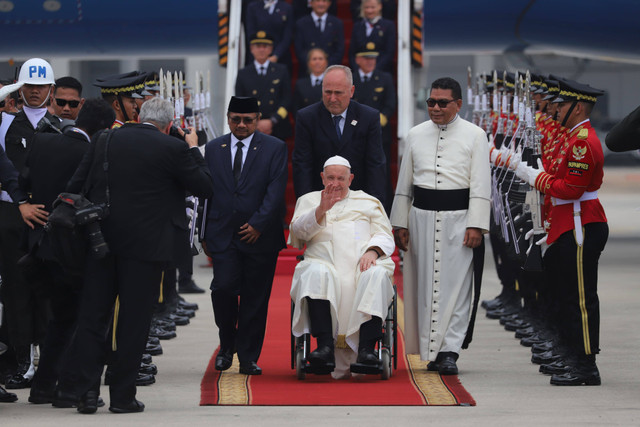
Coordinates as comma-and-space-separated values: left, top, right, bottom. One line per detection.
290, 285, 397, 380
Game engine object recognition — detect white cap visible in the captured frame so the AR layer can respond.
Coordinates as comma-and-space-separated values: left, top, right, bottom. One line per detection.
323, 155, 351, 170
0, 82, 24, 102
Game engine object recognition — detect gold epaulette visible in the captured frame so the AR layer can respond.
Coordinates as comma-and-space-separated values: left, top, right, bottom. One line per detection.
577, 128, 589, 139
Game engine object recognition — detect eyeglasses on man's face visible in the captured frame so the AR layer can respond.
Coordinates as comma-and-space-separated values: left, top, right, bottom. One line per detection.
426, 98, 456, 108
228, 115, 258, 125
55, 98, 80, 108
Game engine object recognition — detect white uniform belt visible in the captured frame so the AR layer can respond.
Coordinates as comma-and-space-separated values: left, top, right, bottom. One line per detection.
552, 191, 598, 246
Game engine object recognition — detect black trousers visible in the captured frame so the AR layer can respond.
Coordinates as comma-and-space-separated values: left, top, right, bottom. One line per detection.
0, 202, 48, 348
209, 244, 278, 364
58, 254, 163, 404
31, 260, 82, 391
543, 222, 608, 356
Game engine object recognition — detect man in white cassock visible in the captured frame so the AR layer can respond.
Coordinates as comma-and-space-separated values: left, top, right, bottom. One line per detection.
289, 155, 395, 379
390, 77, 490, 376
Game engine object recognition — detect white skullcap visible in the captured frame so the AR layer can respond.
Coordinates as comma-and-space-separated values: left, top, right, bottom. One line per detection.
323, 155, 351, 170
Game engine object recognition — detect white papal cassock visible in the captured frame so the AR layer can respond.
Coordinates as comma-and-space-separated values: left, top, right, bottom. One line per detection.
390, 115, 490, 362
288, 190, 395, 378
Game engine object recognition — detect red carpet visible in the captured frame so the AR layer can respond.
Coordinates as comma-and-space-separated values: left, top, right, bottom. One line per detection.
200, 270, 476, 406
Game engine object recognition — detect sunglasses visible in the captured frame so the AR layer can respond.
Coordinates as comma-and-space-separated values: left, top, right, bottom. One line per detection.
426, 98, 456, 108
0, 100, 4, 108
228, 115, 257, 124
55, 98, 80, 108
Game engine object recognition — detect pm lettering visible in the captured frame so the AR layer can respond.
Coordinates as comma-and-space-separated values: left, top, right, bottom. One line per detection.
29, 66, 47, 78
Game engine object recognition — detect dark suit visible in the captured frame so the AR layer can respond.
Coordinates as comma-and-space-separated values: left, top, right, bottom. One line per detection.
353, 69, 397, 210
293, 75, 323, 115
245, 0, 294, 69
235, 62, 292, 141
349, 18, 396, 73
20, 127, 90, 394
292, 100, 387, 205
203, 131, 287, 365
58, 123, 213, 405
294, 14, 345, 69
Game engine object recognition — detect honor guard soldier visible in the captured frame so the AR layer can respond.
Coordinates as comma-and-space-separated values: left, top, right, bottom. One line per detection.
515, 78, 607, 386
352, 45, 396, 212
0, 58, 61, 390
94, 71, 148, 128
235, 31, 292, 141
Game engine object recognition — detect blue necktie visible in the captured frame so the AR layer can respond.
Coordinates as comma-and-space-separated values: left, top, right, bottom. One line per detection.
333, 115, 342, 139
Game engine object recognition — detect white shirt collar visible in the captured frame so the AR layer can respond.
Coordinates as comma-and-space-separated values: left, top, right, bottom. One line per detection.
254, 60, 270, 72
358, 69, 372, 80
436, 114, 459, 130
23, 105, 48, 130
231, 133, 254, 147
311, 11, 326, 22
570, 119, 590, 133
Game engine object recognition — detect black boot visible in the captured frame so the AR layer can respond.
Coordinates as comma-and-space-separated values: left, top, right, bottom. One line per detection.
437, 352, 459, 375
356, 317, 382, 365
550, 354, 601, 386
306, 298, 334, 367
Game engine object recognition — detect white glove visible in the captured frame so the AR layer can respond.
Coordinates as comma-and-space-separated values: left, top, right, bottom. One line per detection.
0, 82, 23, 102
535, 234, 547, 246
489, 145, 499, 164
507, 147, 522, 171
515, 161, 542, 186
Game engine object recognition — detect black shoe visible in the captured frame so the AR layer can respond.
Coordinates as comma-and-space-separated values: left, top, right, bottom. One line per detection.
139, 362, 158, 376
52, 390, 80, 408
307, 345, 335, 367
28, 387, 55, 404
147, 336, 160, 346
499, 312, 520, 326
438, 356, 459, 375
520, 333, 546, 347
531, 340, 554, 354
486, 304, 520, 320
148, 325, 177, 340
239, 361, 262, 375
551, 365, 601, 386
77, 390, 98, 414
178, 297, 199, 311
539, 359, 572, 375
141, 353, 153, 365
109, 398, 145, 413
178, 280, 205, 294
356, 348, 379, 366
504, 318, 529, 331
145, 341, 163, 356
174, 307, 195, 318
164, 313, 190, 326
426, 361, 439, 372
531, 350, 562, 365
5, 373, 32, 389
215, 349, 234, 371
153, 318, 177, 331
515, 326, 537, 339
0, 385, 17, 403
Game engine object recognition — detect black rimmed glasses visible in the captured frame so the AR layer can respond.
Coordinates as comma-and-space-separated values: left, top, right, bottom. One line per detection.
228, 115, 258, 124
426, 98, 456, 108
55, 98, 80, 108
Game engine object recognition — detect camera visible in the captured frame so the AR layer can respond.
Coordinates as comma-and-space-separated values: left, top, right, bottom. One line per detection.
169, 125, 191, 140
75, 204, 110, 259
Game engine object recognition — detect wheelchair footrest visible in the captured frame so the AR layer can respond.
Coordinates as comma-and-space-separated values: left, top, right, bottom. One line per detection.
302, 361, 335, 375
350, 361, 383, 375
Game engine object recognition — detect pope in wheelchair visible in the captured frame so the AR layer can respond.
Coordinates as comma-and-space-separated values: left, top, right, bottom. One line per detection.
289, 156, 395, 379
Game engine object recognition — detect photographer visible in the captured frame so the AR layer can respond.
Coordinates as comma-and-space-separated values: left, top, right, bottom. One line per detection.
55, 97, 213, 414
20, 98, 115, 405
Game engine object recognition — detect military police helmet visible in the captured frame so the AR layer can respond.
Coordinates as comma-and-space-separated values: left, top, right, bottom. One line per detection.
18, 58, 55, 85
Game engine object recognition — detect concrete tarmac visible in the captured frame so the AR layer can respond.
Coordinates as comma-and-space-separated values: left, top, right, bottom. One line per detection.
1, 166, 639, 426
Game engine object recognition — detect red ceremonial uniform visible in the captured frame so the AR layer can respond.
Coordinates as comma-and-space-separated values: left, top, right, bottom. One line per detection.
533, 120, 606, 244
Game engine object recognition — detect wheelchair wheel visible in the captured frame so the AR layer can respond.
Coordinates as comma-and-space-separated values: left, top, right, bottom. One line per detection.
296, 348, 306, 380
381, 348, 392, 380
